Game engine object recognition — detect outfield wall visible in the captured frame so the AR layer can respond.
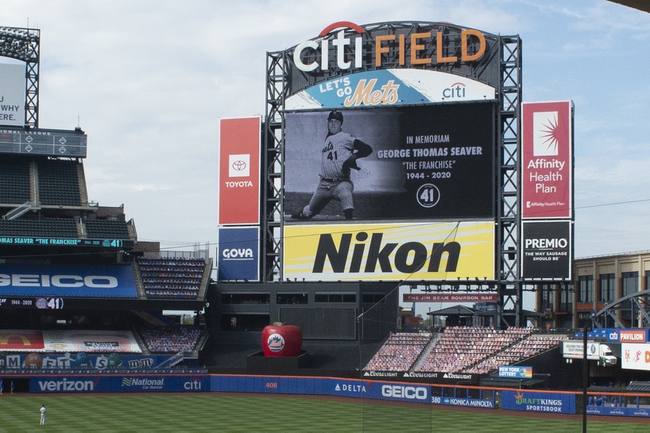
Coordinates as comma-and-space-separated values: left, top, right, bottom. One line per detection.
16, 373, 650, 419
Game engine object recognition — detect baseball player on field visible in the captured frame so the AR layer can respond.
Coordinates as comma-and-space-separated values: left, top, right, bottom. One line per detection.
292, 110, 372, 220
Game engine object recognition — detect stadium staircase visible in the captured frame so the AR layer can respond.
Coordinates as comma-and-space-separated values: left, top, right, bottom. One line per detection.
132, 262, 146, 298
131, 328, 151, 355
131, 310, 172, 326
155, 351, 185, 369
2, 201, 40, 220
411, 332, 440, 372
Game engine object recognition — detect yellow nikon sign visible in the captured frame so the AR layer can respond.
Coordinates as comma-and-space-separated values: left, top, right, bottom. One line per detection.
284, 221, 494, 281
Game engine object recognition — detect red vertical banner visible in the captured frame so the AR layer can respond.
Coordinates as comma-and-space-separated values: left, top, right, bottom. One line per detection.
521, 101, 572, 219
219, 117, 261, 224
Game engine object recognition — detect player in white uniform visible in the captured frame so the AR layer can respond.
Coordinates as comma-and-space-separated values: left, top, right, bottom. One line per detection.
40, 405, 46, 425
292, 110, 372, 220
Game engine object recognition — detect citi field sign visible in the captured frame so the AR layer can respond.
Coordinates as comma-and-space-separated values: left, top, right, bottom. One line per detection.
293, 21, 488, 73
285, 21, 500, 109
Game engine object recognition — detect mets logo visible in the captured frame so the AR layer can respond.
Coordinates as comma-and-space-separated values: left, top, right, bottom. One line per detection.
266, 333, 285, 352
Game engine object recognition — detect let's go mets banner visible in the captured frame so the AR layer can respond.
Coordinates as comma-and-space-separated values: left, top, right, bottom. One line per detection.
283, 221, 494, 281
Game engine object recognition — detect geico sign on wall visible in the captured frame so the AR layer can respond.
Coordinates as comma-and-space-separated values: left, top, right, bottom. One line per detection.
0, 264, 137, 297
284, 221, 494, 281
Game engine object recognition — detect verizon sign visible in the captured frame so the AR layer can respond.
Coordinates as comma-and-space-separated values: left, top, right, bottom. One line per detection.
403, 293, 498, 303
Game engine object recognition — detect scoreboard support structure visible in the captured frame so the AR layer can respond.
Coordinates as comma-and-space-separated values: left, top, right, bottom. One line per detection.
258, 23, 535, 328
0, 26, 41, 128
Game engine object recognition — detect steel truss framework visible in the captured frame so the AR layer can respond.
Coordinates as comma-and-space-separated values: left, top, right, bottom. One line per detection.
263, 24, 524, 326
594, 290, 650, 329
0, 26, 41, 128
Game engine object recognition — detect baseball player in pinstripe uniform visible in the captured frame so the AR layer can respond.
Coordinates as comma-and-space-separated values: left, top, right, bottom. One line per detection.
292, 110, 372, 220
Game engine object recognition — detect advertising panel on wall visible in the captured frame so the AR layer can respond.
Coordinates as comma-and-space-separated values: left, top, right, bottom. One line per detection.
403, 293, 498, 303
284, 221, 494, 281
0, 63, 26, 127
286, 69, 496, 110
1, 353, 184, 370
0, 330, 141, 353
501, 390, 575, 414
521, 220, 571, 279
622, 343, 650, 371
284, 102, 495, 222
0, 264, 138, 298
217, 226, 259, 281
521, 101, 573, 219
0, 128, 88, 157
218, 117, 261, 225
30, 375, 208, 393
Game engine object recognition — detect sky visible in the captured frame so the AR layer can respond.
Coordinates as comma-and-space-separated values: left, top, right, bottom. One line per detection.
2, 0, 650, 262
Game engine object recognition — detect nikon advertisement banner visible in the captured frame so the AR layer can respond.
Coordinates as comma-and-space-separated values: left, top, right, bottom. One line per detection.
284, 221, 494, 281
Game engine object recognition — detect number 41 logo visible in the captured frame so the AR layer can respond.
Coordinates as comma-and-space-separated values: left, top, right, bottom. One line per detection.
416, 183, 441, 208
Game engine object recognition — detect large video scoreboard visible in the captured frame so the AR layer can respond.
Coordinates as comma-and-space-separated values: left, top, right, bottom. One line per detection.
218, 21, 573, 284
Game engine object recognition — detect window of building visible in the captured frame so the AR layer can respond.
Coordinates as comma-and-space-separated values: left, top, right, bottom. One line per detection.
560, 284, 573, 313
622, 272, 638, 297
276, 293, 308, 304
578, 275, 593, 303
220, 314, 269, 332
220, 293, 270, 304
362, 293, 386, 304
540, 284, 554, 310
314, 293, 357, 303
600, 274, 615, 302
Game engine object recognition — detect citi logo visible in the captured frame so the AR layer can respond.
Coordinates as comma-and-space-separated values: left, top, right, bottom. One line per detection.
442, 83, 466, 99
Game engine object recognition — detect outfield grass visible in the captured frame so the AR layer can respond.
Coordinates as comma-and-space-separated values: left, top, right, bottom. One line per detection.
0, 394, 648, 432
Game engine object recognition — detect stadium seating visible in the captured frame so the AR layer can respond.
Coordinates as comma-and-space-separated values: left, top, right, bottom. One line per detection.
363, 332, 432, 371
84, 219, 130, 239
139, 326, 202, 353
363, 326, 569, 375
0, 217, 78, 237
0, 156, 31, 204
137, 257, 206, 299
37, 158, 82, 206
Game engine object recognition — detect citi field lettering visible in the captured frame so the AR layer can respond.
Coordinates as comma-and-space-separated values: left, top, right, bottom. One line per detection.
294, 23, 486, 73
312, 232, 460, 274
